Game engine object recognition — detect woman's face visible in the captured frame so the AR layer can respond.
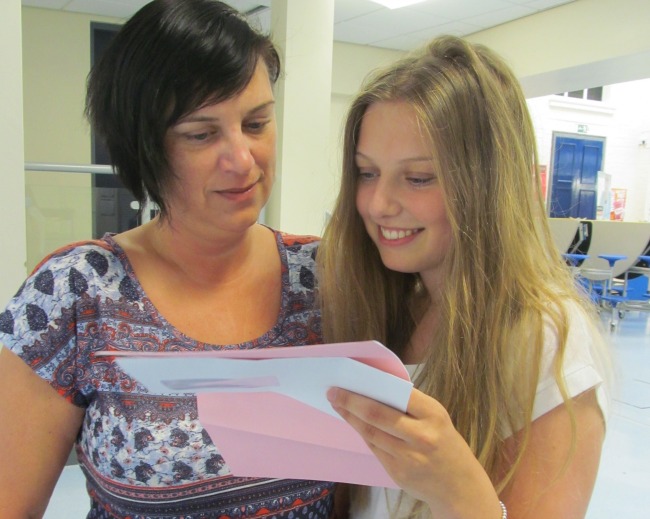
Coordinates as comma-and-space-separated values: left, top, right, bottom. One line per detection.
163, 60, 276, 236
355, 101, 452, 291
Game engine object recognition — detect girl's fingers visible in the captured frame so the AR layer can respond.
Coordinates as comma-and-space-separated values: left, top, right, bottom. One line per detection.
327, 387, 417, 445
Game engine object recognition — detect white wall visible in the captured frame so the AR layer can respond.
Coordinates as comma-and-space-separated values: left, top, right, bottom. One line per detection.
266, 0, 335, 236
527, 78, 650, 222
607, 80, 650, 221
0, 0, 27, 304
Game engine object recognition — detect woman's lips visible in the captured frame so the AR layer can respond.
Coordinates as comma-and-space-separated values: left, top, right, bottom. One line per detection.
215, 176, 262, 200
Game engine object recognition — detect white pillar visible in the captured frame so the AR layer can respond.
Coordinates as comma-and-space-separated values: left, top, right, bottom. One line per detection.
0, 0, 27, 303
266, 0, 335, 237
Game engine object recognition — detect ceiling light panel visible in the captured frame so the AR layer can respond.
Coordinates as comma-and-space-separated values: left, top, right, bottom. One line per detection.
369, 0, 427, 9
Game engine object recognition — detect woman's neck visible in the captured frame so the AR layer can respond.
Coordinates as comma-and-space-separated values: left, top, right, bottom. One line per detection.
119, 218, 267, 288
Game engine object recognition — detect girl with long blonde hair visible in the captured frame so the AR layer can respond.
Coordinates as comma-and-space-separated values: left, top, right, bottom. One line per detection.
319, 36, 610, 519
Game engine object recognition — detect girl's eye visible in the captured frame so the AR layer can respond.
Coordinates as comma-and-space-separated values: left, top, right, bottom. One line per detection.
189, 132, 210, 141
407, 176, 435, 187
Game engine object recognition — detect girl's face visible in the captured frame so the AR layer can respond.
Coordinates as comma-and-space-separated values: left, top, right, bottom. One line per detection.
355, 101, 452, 292
163, 60, 276, 237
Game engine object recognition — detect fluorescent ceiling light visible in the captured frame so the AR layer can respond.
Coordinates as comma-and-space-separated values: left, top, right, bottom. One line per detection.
369, 0, 427, 8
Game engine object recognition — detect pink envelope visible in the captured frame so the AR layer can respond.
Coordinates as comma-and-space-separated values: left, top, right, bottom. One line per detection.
106, 341, 412, 488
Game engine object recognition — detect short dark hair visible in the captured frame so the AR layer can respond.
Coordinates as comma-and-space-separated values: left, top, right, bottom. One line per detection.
85, 0, 281, 217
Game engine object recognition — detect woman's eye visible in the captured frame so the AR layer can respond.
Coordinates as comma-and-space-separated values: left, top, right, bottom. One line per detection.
245, 119, 270, 133
357, 170, 377, 181
182, 129, 217, 143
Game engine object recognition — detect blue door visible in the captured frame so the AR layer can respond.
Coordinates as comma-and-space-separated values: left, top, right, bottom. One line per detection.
549, 135, 603, 219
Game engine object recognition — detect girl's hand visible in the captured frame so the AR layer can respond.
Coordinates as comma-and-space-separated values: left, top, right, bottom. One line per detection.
327, 387, 503, 519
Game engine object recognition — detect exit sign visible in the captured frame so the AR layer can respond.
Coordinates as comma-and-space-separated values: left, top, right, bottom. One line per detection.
577, 124, 589, 133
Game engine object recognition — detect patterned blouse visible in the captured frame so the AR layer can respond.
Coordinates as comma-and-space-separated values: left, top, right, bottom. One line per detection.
0, 230, 335, 518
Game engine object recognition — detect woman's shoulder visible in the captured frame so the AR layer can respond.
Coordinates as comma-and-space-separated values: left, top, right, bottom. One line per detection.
271, 230, 320, 294
16, 235, 129, 303
276, 230, 321, 248
1, 236, 128, 356
274, 230, 320, 265
29, 235, 122, 276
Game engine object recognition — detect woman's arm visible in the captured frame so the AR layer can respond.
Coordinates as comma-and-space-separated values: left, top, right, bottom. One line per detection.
0, 346, 85, 518
327, 386, 604, 519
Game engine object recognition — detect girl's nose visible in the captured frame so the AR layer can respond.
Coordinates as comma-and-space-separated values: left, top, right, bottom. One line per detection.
368, 179, 400, 218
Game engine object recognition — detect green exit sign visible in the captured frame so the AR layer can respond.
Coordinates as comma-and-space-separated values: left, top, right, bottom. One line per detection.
578, 124, 589, 133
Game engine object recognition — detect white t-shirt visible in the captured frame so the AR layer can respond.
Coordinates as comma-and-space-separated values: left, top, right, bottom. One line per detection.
350, 303, 607, 519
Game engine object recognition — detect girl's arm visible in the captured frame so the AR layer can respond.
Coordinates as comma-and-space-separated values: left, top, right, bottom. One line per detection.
327, 386, 604, 519
499, 388, 604, 518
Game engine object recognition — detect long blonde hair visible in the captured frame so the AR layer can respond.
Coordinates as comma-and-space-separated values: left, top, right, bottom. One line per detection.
318, 36, 601, 501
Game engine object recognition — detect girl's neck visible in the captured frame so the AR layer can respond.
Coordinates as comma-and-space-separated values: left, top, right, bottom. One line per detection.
403, 303, 438, 364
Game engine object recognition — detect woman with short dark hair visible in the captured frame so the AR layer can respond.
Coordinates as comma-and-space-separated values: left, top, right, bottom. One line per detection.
0, 1, 334, 517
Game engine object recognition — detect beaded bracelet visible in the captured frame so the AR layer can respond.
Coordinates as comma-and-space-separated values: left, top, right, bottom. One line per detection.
499, 500, 508, 519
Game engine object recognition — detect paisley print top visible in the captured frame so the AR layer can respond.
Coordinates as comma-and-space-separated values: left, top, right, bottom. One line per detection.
0, 230, 334, 518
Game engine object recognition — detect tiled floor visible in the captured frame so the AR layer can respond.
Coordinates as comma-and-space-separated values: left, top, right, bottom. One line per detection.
586, 310, 650, 518
44, 313, 650, 518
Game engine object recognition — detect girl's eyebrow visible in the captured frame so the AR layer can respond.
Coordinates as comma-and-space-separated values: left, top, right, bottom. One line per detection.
176, 100, 276, 124
355, 151, 432, 164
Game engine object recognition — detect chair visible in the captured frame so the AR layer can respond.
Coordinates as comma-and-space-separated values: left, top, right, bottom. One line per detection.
616, 255, 650, 315
578, 221, 650, 281
548, 218, 583, 254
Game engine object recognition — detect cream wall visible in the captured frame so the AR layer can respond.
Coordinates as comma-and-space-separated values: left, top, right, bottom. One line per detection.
20, 5, 405, 243
466, 0, 650, 97
22, 7, 122, 271
325, 42, 406, 217
16, 0, 650, 269
462, 0, 650, 224
0, 0, 27, 304
22, 8, 114, 163
326, 0, 650, 221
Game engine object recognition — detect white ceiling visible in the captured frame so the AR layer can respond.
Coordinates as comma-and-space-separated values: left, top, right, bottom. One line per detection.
21, 0, 575, 52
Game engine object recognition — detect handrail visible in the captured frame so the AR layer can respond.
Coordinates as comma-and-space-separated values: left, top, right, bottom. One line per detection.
24, 162, 115, 175
23, 161, 264, 225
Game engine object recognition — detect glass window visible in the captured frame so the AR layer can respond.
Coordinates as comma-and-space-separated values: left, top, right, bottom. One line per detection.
587, 87, 603, 101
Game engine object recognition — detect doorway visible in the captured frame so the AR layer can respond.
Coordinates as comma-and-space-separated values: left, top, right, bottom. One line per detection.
548, 134, 605, 219
90, 22, 141, 239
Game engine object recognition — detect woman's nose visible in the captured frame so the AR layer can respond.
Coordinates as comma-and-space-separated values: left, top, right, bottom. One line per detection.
219, 132, 255, 174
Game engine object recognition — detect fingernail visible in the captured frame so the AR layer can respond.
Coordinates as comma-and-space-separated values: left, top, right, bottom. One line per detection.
326, 387, 338, 403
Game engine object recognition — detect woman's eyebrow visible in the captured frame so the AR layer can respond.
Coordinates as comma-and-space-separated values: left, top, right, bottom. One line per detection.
175, 100, 276, 125
248, 100, 276, 114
